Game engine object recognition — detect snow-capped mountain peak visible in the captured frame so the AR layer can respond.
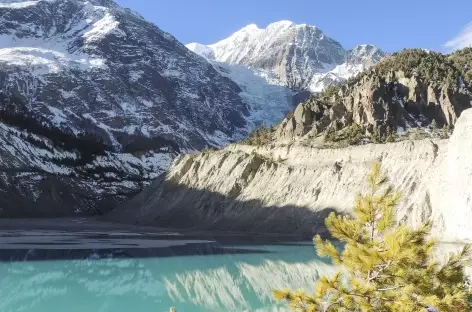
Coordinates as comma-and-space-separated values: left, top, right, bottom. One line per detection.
204, 20, 333, 71
239, 23, 260, 33
265, 19, 295, 30
187, 20, 386, 91
347, 44, 385, 65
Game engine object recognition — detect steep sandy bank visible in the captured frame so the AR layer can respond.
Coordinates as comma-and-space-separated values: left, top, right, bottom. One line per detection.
108, 109, 472, 241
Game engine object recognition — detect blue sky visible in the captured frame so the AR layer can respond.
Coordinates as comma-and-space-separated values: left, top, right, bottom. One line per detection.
116, 0, 472, 53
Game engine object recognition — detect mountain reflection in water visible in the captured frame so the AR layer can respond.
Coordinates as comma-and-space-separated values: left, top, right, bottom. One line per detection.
1, 218, 467, 312
0, 234, 335, 312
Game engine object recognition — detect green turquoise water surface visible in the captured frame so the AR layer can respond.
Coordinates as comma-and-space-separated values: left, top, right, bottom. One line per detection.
0, 221, 335, 312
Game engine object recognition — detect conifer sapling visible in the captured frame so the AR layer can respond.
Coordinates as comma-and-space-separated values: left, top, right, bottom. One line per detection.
274, 163, 471, 312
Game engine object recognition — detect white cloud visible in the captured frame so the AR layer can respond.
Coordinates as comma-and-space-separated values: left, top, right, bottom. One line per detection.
444, 22, 472, 51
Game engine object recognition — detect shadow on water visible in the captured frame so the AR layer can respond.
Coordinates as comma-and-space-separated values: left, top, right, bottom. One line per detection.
0, 243, 276, 262
1, 175, 341, 262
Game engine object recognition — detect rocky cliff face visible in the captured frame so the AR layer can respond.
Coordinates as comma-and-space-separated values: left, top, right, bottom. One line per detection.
108, 108, 472, 241
0, 103, 177, 217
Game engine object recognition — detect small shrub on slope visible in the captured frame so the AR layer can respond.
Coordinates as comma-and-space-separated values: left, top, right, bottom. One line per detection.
376, 49, 461, 85
450, 47, 472, 85
241, 125, 276, 146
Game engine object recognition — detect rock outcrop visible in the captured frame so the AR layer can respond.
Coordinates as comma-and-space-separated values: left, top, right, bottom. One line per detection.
108, 109, 472, 241
276, 69, 472, 142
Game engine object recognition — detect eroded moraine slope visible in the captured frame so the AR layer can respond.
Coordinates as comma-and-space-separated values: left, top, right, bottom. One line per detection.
108, 108, 472, 242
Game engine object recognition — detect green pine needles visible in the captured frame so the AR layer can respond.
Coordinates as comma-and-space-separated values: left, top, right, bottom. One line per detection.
274, 163, 471, 312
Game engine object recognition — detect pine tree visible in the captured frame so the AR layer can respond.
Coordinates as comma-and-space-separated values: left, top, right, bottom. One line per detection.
274, 163, 471, 312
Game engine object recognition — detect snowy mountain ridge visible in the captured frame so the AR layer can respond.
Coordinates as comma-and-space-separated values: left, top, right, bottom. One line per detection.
0, 0, 252, 147
0, 0, 253, 216
187, 21, 386, 92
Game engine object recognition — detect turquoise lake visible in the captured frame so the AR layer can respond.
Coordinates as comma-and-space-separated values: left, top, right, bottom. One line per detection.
0, 219, 335, 312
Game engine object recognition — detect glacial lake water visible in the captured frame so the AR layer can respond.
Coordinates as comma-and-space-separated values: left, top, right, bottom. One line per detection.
0, 218, 335, 312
